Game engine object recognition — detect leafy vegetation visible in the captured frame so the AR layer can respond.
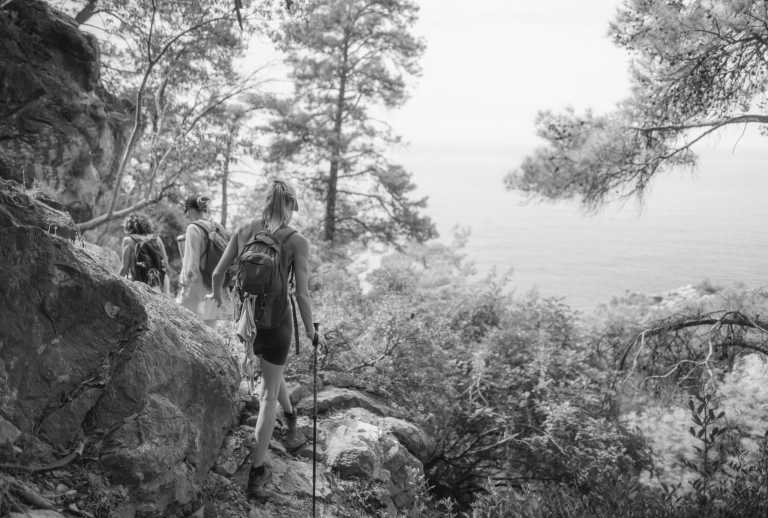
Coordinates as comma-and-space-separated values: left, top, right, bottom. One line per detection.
53, 0, 434, 246
507, 0, 768, 208
52, 0, 281, 233
281, 243, 768, 515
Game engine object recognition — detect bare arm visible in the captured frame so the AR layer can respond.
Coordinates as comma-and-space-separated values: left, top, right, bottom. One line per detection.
292, 235, 315, 339
179, 224, 204, 288
211, 228, 240, 303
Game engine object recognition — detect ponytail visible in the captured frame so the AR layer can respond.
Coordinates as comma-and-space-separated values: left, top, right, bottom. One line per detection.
262, 180, 298, 233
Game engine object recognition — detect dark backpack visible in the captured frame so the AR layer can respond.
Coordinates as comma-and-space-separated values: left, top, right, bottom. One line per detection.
236, 225, 296, 329
130, 235, 166, 288
191, 220, 231, 289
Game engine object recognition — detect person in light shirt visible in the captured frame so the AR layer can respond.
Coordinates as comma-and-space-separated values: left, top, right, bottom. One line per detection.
177, 195, 230, 326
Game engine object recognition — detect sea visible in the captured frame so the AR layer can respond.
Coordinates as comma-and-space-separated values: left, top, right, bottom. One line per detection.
407, 142, 768, 314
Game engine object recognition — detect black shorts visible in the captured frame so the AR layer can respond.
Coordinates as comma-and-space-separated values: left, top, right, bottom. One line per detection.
253, 309, 293, 366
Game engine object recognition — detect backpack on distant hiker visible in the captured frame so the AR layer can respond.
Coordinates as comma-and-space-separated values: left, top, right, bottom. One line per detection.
191, 220, 231, 289
130, 235, 167, 288
235, 225, 296, 329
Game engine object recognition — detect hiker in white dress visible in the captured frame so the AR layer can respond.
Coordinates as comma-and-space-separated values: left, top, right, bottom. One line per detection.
177, 195, 231, 326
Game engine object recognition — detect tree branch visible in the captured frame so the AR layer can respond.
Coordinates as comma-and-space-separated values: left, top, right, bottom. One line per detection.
619, 310, 768, 370
147, 0, 157, 61
74, 0, 99, 24
76, 191, 166, 232
632, 114, 768, 133
96, 13, 234, 228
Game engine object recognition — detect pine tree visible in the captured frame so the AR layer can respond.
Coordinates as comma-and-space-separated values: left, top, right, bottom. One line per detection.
268, 0, 436, 245
507, 0, 768, 207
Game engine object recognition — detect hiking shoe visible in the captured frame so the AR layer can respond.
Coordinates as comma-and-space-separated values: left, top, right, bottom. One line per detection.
283, 411, 307, 451
247, 464, 272, 496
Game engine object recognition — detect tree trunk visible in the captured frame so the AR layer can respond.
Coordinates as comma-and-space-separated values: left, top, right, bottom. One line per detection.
221, 126, 233, 227
75, 0, 98, 24
325, 151, 339, 242
324, 42, 349, 243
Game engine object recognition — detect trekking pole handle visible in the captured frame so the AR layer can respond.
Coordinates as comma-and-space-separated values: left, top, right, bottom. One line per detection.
312, 322, 319, 348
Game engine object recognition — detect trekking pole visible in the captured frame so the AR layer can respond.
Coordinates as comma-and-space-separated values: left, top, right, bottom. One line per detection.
312, 322, 319, 518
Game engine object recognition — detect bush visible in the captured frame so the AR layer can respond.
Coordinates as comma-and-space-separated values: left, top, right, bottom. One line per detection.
301, 239, 768, 515
301, 240, 653, 512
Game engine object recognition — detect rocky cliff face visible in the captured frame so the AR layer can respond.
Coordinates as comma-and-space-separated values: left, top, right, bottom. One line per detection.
0, 179, 240, 516
0, 0, 126, 222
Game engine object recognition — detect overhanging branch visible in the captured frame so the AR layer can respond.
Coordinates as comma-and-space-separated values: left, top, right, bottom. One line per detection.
632, 113, 768, 136
619, 310, 768, 371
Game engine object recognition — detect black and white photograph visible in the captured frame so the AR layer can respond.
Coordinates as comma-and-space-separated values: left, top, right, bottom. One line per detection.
2, 0, 768, 516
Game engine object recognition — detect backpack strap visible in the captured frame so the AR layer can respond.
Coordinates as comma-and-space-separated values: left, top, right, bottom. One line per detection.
290, 287, 300, 356
190, 221, 211, 271
272, 225, 297, 247
152, 234, 168, 272
191, 221, 211, 245
126, 234, 141, 275
276, 227, 299, 354
128, 234, 147, 257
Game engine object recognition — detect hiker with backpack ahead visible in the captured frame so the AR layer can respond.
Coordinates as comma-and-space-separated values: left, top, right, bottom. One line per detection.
208, 180, 323, 493
178, 195, 232, 326
119, 212, 170, 294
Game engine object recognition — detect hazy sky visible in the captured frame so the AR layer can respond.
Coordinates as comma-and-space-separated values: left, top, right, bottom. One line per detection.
389, 0, 630, 151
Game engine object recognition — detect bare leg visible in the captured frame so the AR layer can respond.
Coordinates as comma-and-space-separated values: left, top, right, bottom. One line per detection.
242, 355, 258, 395
280, 374, 306, 450
278, 376, 293, 414
251, 358, 285, 468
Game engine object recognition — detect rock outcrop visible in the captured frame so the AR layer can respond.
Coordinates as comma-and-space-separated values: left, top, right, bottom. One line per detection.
208, 382, 434, 517
0, 0, 127, 222
0, 179, 239, 516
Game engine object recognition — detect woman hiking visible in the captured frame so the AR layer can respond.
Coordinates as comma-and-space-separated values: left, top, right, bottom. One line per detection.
119, 212, 171, 295
208, 180, 321, 493
178, 195, 230, 327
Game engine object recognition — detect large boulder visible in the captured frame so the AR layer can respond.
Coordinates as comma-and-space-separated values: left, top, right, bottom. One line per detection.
0, 180, 239, 516
0, 0, 127, 222
212, 386, 431, 516
321, 407, 423, 510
